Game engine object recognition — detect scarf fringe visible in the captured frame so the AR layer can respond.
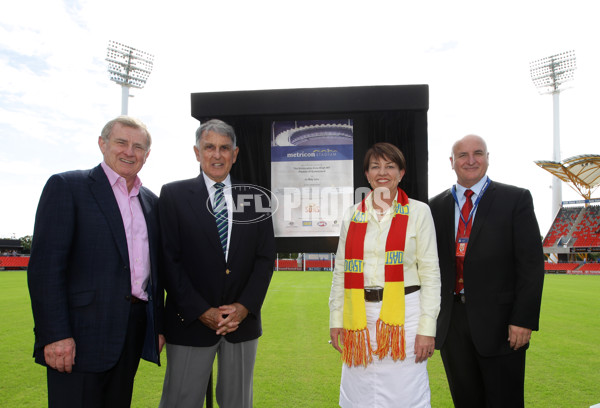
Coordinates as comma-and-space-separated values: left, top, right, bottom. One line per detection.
342, 328, 373, 367
374, 319, 406, 361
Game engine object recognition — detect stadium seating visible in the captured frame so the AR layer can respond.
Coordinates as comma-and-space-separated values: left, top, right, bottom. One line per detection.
0, 256, 29, 269
543, 207, 580, 247
305, 260, 333, 270
572, 206, 600, 247
544, 262, 580, 271
543, 205, 600, 248
275, 259, 302, 270
579, 263, 600, 274
275, 258, 334, 271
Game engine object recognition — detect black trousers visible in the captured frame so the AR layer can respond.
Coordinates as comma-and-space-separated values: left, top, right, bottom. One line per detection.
47, 301, 147, 408
440, 301, 526, 408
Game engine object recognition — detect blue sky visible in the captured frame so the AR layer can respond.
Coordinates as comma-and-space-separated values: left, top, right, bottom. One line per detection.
1, 0, 598, 238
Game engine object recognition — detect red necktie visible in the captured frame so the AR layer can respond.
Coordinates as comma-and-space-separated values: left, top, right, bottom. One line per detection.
455, 189, 474, 294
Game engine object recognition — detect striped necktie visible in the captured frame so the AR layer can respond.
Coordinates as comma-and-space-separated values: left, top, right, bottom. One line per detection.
213, 182, 228, 255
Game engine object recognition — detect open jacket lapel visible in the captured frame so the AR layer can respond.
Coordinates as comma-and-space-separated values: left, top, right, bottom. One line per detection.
443, 190, 457, 260
88, 165, 129, 266
138, 188, 158, 271
186, 175, 224, 256
227, 183, 244, 261
466, 181, 496, 256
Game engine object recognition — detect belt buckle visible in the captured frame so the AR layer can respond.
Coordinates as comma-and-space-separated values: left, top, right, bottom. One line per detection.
365, 286, 383, 302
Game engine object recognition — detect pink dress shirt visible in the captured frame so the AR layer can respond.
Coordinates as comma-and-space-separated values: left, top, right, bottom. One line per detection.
101, 162, 150, 301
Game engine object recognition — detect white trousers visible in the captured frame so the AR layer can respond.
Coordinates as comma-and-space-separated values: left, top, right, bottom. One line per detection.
339, 291, 431, 408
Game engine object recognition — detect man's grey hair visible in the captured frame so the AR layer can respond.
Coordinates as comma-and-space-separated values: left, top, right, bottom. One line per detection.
195, 119, 237, 148
100, 116, 152, 150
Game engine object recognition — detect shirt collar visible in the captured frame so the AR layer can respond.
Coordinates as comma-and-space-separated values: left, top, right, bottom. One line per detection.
101, 161, 142, 194
455, 174, 488, 198
365, 190, 398, 219
202, 172, 232, 190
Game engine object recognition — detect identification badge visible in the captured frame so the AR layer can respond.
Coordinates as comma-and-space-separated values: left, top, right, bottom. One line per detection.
456, 237, 469, 257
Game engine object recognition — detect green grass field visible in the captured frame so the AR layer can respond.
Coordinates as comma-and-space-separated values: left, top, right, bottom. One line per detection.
1, 272, 599, 407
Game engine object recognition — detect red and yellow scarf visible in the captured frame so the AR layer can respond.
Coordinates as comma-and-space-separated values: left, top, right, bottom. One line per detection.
342, 187, 410, 367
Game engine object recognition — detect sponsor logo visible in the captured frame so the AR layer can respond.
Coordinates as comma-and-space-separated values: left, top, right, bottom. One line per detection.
304, 203, 320, 213
284, 149, 339, 159
286, 152, 316, 158
205, 184, 279, 225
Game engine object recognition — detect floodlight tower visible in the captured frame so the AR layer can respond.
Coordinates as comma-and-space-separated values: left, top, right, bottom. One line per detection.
530, 50, 576, 219
106, 40, 154, 115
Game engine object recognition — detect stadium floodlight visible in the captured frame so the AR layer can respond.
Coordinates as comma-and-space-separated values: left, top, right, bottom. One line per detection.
529, 50, 576, 219
530, 50, 576, 95
106, 40, 154, 115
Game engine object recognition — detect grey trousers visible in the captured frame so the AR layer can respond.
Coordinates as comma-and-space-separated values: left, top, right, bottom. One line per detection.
159, 338, 258, 408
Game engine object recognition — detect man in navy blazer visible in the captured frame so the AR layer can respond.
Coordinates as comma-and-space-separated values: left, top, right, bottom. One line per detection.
429, 134, 544, 408
158, 119, 275, 408
27, 116, 164, 408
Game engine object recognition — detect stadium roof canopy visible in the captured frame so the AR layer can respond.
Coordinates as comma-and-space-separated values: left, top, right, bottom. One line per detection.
535, 154, 600, 200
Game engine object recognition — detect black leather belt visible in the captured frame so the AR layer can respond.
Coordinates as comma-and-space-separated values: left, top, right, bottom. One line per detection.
364, 285, 420, 302
454, 293, 466, 304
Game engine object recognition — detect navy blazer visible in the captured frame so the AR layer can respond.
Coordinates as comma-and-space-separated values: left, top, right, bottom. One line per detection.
27, 164, 163, 372
429, 180, 545, 356
158, 175, 275, 347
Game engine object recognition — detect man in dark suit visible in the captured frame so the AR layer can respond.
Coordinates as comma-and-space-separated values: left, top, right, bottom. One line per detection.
27, 116, 164, 408
429, 134, 544, 408
158, 119, 275, 408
